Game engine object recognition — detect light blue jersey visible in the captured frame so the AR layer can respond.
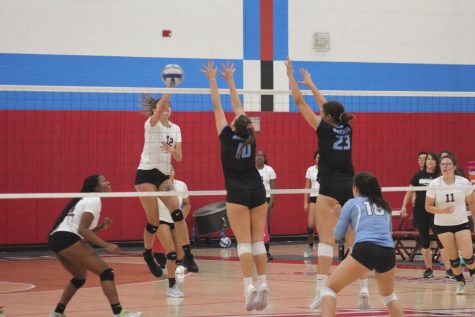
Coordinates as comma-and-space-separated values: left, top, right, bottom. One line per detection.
334, 196, 394, 248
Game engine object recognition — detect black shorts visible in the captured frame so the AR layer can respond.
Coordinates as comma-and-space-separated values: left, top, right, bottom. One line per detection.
413, 210, 443, 249
309, 196, 317, 204
434, 222, 470, 235
318, 176, 353, 206
48, 231, 81, 253
159, 220, 175, 230
351, 241, 396, 273
226, 186, 267, 209
135, 168, 169, 188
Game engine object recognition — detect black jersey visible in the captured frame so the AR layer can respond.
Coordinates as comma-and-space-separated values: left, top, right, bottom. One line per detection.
316, 120, 354, 180
410, 170, 440, 211
219, 126, 262, 190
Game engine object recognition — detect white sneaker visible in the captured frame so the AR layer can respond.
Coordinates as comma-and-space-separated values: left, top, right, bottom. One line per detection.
357, 292, 369, 310
255, 285, 269, 311
303, 246, 314, 258
309, 294, 321, 310
455, 281, 465, 295
167, 285, 184, 298
49, 313, 65, 317
113, 310, 143, 317
245, 285, 258, 311
175, 265, 186, 275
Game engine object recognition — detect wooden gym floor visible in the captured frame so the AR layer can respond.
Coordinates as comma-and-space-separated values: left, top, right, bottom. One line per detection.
1, 242, 475, 317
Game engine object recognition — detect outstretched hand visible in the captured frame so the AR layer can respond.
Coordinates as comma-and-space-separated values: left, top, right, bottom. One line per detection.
298, 68, 314, 87
285, 57, 294, 78
201, 60, 218, 80
220, 61, 235, 81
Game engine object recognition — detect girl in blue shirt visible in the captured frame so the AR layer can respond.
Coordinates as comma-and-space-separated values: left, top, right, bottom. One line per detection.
320, 172, 404, 317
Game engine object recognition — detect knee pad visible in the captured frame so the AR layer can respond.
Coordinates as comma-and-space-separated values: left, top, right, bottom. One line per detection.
167, 251, 177, 261
306, 228, 314, 235
320, 286, 336, 298
318, 243, 334, 258
464, 255, 474, 265
251, 241, 266, 255
171, 209, 184, 222
380, 292, 398, 306
99, 268, 115, 281
237, 243, 252, 257
146, 223, 158, 234
70, 278, 86, 289
450, 257, 461, 268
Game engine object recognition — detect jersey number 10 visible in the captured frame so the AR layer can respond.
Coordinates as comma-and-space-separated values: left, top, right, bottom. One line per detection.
236, 143, 251, 159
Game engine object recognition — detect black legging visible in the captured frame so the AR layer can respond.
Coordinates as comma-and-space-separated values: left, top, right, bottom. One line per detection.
413, 209, 443, 249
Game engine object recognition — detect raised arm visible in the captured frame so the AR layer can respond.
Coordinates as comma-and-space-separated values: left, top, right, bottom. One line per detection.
299, 68, 327, 108
285, 57, 320, 131
220, 62, 245, 117
150, 92, 171, 127
202, 60, 227, 134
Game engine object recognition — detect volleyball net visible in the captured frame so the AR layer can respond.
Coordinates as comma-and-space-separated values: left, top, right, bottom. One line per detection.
1, 85, 474, 244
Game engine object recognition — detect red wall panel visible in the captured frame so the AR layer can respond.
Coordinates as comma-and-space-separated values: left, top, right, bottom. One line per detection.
1, 110, 474, 244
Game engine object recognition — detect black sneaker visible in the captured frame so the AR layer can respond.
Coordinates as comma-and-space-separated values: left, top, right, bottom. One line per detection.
153, 252, 167, 268
267, 253, 273, 261
143, 251, 163, 277
423, 268, 434, 278
183, 253, 199, 273
445, 269, 456, 280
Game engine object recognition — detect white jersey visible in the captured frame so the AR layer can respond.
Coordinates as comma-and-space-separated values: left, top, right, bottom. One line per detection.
51, 197, 101, 238
158, 179, 189, 223
305, 165, 319, 197
426, 176, 473, 226
257, 165, 277, 198
138, 117, 182, 175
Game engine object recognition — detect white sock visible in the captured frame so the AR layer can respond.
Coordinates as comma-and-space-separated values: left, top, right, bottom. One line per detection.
316, 274, 328, 293
359, 278, 368, 294
257, 275, 267, 288
243, 277, 254, 290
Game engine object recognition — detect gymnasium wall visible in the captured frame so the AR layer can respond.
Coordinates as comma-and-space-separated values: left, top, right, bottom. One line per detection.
1, 0, 474, 244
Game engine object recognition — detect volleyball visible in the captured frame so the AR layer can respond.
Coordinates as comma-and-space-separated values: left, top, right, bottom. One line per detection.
219, 236, 232, 248
161, 64, 184, 87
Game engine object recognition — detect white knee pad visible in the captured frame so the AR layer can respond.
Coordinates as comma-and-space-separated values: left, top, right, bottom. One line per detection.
251, 241, 266, 255
237, 243, 252, 257
380, 292, 398, 306
320, 286, 336, 298
318, 243, 334, 258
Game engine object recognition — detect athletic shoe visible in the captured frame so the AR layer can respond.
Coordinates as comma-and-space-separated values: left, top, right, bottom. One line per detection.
244, 285, 258, 311
113, 310, 143, 317
183, 253, 199, 273
303, 246, 314, 258
357, 292, 370, 310
455, 281, 465, 295
153, 252, 167, 268
175, 265, 186, 275
267, 253, 274, 261
445, 269, 456, 281
422, 268, 434, 278
143, 251, 163, 277
167, 285, 184, 298
309, 294, 321, 310
49, 313, 65, 317
255, 285, 269, 311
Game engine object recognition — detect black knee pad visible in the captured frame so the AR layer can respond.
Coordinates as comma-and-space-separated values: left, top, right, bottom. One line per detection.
70, 278, 86, 289
450, 257, 461, 269
464, 256, 474, 265
99, 268, 115, 281
171, 209, 184, 222
167, 252, 177, 261
146, 223, 159, 234
306, 228, 314, 235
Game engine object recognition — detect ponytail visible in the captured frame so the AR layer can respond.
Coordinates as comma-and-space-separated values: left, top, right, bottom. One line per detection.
234, 115, 256, 158
140, 94, 161, 117
49, 175, 101, 234
323, 101, 354, 124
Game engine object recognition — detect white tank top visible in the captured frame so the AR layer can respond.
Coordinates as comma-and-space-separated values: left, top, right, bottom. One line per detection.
51, 197, 101, 238
138, 117, 182, 175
